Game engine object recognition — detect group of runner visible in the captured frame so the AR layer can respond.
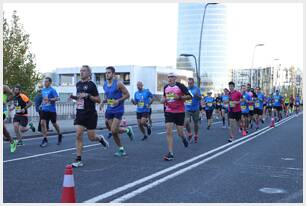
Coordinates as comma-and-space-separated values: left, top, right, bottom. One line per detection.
3, 66, 302, 165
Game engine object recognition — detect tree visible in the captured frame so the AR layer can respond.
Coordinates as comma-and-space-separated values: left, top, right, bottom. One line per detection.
3, 10, 42, 99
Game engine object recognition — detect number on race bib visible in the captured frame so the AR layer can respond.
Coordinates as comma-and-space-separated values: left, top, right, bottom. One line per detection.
77, 99, 85, 109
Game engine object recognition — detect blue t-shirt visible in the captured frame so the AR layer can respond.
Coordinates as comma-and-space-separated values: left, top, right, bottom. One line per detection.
134, 89, 153, 113
204, 96, 214, 111
41, 87, 58, 112
240, 93, 251, 113
185, 86, 201, 112
273, 94, 283, 107
221, 95, 229, 108
255, 92, 264, 110
295, 96, 300, 105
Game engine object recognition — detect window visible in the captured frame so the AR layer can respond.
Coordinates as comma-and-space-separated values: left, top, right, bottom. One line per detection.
60, 74, 74, 86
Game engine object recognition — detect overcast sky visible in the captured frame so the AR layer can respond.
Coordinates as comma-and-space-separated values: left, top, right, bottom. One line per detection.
3, 2, 303, 73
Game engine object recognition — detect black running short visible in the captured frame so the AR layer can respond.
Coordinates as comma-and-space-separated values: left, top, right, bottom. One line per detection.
74, 110, 98, 130
41, 111, 57, 123
136, 112, 149, 120
241, 113, 249, 118
274, 106, 282, 111
289, 103, 294, 108
249, 110, 254, 116
165, 112, 185, 126
13, 115, 28, 127
228, 111, 241, 122
215, 105, 222, 110
205, 109, 213, 119
254, 109, 263, 115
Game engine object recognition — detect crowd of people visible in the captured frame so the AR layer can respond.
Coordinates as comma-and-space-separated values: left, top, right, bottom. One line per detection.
3, 66, 303, 166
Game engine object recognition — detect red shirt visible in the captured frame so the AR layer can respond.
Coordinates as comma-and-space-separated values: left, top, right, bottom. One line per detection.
228, 90, 242, 112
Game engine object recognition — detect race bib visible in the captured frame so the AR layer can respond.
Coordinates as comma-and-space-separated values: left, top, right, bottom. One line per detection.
249, 105, 254, 110
77, 99, 85, 110
166, 93, 176, 102
138, 101, 145, 108
255, 102, 260, 107
229, 101, 235, 108
15, 106, 22, 113
185, 99, 192, 105
207, 102, 213, 107
241, 105, 247, 110
296, 102, 300, 106
217, 102, 221, 106
107, 99, 116, 107
223, 103, 229, 108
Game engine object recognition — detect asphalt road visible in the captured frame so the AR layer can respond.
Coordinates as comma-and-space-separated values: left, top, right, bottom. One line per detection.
3, 113, 303, 203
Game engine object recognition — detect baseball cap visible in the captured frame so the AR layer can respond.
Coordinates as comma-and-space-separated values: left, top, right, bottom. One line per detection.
167, 72, 177, 77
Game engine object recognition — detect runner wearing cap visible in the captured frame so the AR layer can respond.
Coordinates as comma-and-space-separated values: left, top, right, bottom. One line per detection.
161, 72, 192, 161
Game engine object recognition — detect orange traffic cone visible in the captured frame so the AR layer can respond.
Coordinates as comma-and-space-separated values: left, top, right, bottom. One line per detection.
61, 165, 76, 203
270, 117, 275, 128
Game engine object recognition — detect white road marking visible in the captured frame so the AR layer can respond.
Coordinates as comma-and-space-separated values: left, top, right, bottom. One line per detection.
84, 115, 296, 203
110, 116, 294, 203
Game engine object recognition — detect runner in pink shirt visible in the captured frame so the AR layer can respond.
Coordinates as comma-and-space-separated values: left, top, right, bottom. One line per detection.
161, 72, 192, 161
228, 81, 242, 142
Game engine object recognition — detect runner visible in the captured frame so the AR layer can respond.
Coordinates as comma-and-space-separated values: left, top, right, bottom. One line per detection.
70, 65, 109, 167
131, 81, 154, 141
227, 81, 242, 142
11, 85, 35, 146
240, 85, 251, 136
161, 72, 191, 161
289, 94, 294, 114
266, 94, 273, 118
3, 85, 17, 152
284, 94, 290, 117
221, 88, 230, 128
102, 66, 135, 157
214, 93, 222, 120
295, 94, 301, 115
248, 88, 255, 129
254, 87, 265, 130
40, 77, 63, 147
202, 91, 215, 130
262, 93, 267, 121
272, 89, 283, 122
184, 77, 201, 143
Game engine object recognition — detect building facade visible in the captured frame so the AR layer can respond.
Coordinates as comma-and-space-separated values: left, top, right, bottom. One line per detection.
43, 65, 193, 101
177, 3, 227, 93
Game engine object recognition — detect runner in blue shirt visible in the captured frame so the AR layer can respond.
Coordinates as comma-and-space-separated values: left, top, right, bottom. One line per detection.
132, 81, 154, 140
184, 78, 201, 143
221, 88, 230, 128
295, 94, 301, 114
272, 90, 283, 122
202, 91, 215, 130
254, 87, 265, 130
240, 85, 251, 136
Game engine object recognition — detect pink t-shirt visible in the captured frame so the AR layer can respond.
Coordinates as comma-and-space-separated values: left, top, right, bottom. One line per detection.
228, 90, 242, 112
164, 82, 190, 113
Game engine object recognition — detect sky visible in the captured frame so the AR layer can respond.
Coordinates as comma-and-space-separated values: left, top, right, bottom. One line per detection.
3, 2, 303, 73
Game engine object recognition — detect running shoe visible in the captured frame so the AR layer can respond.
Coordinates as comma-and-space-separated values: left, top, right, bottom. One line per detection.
57, 134, 63, 145
163, 152, 174, 161
261, 119, 264, 124
10, 140, 17, 153
228, 137, 234, 142
141, 135, 148, 141
99, 135, 109, 148
242, 130, 247, 136
256, 127, 259, 131
107, 132, 112, 139
17, 140, 24, 146
182, 138, 189, 147
206, 126, 210, 130
187, 134, 193, 143
147, 125, 152, 136
72, 160, 84, 168
114, 148, 127, 157
222, 125, 227, 129
40, 138, 48, 147
29, 122, 36, 132
126, 126, 135, 141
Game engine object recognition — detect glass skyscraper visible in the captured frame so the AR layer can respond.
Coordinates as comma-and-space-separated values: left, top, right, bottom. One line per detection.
177, 3, 228, 93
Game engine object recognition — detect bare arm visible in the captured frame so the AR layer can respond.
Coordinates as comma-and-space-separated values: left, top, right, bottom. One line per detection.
117, 81, 130, 102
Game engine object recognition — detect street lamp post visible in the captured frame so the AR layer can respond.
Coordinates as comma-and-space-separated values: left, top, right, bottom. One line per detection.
198, 3, 218, 90
250, 43, 264, 87
180, 54, 200, 88
271, 58, 280, 93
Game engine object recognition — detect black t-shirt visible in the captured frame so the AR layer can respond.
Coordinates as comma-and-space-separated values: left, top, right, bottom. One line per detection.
76, 80, 99, 112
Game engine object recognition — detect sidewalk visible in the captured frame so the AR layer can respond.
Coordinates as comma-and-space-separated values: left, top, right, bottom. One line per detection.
5, 112, 165, 139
